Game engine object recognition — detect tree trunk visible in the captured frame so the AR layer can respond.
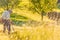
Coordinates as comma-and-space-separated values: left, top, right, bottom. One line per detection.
6, 0, 9, 10
6, 4, 9, 10
41, 11, 43, 21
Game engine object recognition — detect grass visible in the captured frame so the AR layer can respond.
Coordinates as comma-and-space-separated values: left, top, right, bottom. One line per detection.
0, 8, 60, 40
9, 22, 55, 40
0, 15, 59, 40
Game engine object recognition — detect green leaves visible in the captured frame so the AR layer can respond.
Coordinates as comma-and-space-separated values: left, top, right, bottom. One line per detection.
30, 0, 58, 20
57, 3, 60, 9
0, 0, 21, 10
30, 0, 58, 12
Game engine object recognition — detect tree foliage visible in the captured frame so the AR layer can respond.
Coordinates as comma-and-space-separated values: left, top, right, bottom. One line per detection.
57, 3, 60, 9
30, 0, 58, 20
0, 0, 21, 10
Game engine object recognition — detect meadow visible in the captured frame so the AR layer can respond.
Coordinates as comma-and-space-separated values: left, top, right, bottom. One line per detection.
0, 8, 60, 40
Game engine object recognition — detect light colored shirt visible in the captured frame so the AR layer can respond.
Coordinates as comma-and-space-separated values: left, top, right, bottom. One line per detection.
1, 10, 10, 19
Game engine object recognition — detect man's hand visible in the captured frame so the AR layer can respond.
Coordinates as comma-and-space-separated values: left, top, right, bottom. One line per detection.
10, 20, 14, 25
11, 22, 14, 25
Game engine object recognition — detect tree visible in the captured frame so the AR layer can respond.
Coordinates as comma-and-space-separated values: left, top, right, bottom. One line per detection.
29, 0, 58, 21
0, 0, 21, 10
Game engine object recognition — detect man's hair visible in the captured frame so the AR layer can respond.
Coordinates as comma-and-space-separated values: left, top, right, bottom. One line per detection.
8, 9, 12, 13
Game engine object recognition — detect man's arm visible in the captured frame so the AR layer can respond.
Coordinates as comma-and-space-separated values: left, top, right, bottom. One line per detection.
10, 20, 14, 25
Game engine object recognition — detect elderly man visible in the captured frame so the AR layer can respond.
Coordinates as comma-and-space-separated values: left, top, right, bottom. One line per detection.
1, 9, 12, 34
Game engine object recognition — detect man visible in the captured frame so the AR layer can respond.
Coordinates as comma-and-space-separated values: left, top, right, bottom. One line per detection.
1, 9, 12, 34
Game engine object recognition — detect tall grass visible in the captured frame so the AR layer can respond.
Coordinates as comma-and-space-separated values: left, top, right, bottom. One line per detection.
9, 22, 54, 40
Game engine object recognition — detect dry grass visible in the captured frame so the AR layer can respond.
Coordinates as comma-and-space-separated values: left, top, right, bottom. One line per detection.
0, 9, 60, 40
0, 20, 59, 40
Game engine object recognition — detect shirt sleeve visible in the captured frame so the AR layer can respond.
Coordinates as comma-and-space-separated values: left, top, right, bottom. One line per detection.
1, 11, 10, 19
1, 11, 6, 18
